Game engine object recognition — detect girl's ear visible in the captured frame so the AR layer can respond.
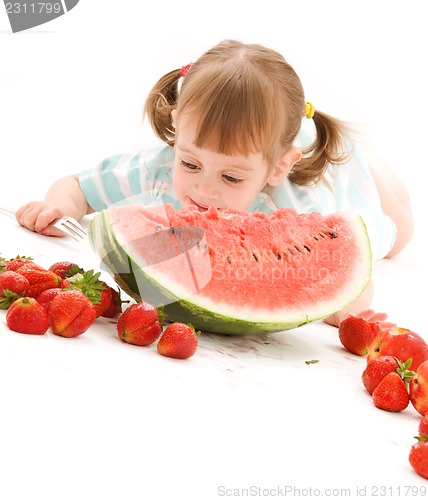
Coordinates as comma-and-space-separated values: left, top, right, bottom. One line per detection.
171, 109, 177, 128
266, 147, 302, 186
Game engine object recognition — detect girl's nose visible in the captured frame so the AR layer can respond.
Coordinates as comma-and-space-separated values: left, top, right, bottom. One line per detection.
194, 175, 219, 199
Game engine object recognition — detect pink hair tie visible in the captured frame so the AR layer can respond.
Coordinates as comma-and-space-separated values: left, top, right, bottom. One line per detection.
180, 63, 193, 77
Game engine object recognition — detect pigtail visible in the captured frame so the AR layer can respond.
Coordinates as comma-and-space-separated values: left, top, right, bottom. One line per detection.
143, 69, 181, 146
289, 110, 352, 186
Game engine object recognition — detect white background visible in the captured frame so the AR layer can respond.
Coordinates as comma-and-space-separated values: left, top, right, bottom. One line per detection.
1, 2, 428, 499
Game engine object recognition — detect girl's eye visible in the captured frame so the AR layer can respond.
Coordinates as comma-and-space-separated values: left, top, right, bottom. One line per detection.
180, 160, 199, 171
223, 174, 243, 184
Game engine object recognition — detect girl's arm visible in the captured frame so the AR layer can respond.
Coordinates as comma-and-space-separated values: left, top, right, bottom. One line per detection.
16, 174, 94, 237
325, 147, 413, 327
364, 147, 414, 258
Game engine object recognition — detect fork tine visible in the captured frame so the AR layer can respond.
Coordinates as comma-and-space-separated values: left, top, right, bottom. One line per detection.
54, 223, 81, 241
55, 223, 82, 241
53, 217, 86, 241
63, 218, 86, 239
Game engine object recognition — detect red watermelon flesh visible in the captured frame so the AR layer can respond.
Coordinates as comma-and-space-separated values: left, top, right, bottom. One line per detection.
89, 204, 372, 334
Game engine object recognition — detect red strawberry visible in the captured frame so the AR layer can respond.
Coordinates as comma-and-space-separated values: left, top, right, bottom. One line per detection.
0, 270, 29, 295
0, 270, 30, 309
92, 281, 112, 317
60, 278, 71, 288
418, 415, 428, 439
48, 261, 83, 279
5, 256, 38, 272
362, 356, 414, 395
61, 269, 110, 316
49, 289, 96, 337
117, 302, 162, 346
101, 287, 127, 318
36, 287, 63, 312
15, 263, 61, 298
6, 297, 49, 335
372, 372, 410, 412
338, 315, 382, 356
409, 437, 428, 479
157, 322, 199, 359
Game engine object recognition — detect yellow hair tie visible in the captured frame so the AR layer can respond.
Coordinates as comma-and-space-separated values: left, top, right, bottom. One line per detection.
304, 101, 315, 119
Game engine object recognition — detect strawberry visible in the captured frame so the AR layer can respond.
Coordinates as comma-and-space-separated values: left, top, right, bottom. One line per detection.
5, 256, 38, 272
92, 281, 112, 317
48, 261, 83, 279
36, 287, 63, 312
418, 415, 428, 439
60, 278, 71, 288
409, 436, 428, 479
362, 356, 414, 395
101, 287, 128, 318
117, 301, 163, 346
61, 269, 110, 316
0, 270, 30, 309
0, 270, 29, 296
157, 322, 199, 359
372, 372, 410, 412
6, 297, 49, 335
49, 289, 96, 337
338, 315, 382, 355
15, 263, 61, 298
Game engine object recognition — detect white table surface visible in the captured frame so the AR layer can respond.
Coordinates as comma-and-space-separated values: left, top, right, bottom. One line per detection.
1, 212, 427, 500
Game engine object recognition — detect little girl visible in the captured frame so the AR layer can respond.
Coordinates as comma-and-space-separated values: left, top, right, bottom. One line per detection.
16, 39, 414, 325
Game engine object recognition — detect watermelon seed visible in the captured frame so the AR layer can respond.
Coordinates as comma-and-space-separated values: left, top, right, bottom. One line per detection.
155, 225, 162, 232
294, 246, 301, 253
252, 254, 259, 262
328, 232, 338, 238
168, 226, 182, 236
226, 256, 232, 264
304, 245, 311, 252
276, 253, 281, 260
313, 236, 319, 241
319, 233, 325, 238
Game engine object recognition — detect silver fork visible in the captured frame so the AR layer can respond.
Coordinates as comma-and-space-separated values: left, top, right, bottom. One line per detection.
0, 206, 86, 242
51, 216, 86, 241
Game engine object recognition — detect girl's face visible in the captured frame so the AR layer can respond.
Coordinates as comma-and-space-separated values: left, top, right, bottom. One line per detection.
173, 116, 275, 211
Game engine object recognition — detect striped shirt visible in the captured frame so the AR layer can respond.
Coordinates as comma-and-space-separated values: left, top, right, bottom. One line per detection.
79, 128, 396, 261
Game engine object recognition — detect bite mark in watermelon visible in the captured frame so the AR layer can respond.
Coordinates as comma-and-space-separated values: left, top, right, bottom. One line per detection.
88, 204, 372, 334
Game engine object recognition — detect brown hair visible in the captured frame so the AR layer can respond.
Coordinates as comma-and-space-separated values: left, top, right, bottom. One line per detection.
144, 39, 351, 186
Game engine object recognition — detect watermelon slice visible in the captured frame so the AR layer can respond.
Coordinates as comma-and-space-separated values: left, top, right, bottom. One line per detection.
88, 204, 372, 334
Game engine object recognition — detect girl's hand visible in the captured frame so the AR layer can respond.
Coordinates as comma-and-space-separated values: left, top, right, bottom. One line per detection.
324, 308, 396, 330
15, 174, 92, 237
16, 201, 72, 237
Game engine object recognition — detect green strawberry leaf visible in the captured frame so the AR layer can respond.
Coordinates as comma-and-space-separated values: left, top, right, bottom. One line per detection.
63, 264, 85, 277
396, 358, 416, 388
64, 269, 106, 304
0, 289, 22, 309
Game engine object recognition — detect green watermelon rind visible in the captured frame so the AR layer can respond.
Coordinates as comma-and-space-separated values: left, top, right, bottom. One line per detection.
88, 208, 372, 335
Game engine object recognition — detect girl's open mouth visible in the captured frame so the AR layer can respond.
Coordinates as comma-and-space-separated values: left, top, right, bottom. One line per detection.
189, 199, 209, 212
